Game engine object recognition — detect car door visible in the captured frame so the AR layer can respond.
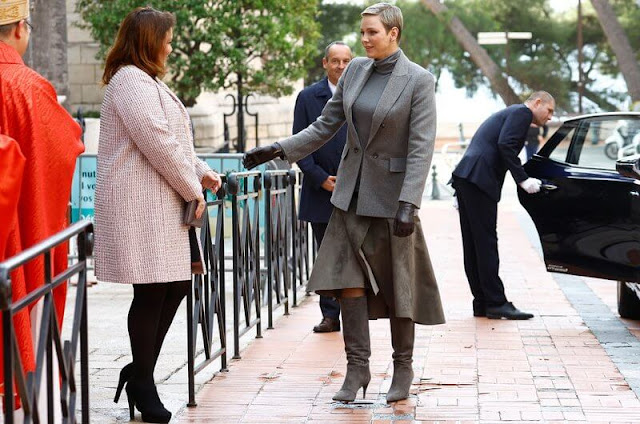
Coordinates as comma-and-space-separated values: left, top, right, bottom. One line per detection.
519, 114, 640, 283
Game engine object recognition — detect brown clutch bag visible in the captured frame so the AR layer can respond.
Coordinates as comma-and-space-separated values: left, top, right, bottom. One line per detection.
183, 199, 204, 228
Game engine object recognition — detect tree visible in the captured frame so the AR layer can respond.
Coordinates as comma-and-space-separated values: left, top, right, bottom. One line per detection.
591, 0, 640, 102
76, 0, 321, 107
305, 2, 362, 84
421, 0, 521, 105
395, 0, 462, 91
415, 0, 637, 112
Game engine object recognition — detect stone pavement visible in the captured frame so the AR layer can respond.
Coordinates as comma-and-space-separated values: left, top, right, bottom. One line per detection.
174, 179, 640, 423
59, 154, 640, 423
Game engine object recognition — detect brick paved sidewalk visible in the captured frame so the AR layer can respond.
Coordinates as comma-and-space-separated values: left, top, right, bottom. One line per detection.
176, 200, 640, 423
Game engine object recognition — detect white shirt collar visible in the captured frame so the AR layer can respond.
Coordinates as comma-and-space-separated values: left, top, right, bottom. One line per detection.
328, 80, 337, 95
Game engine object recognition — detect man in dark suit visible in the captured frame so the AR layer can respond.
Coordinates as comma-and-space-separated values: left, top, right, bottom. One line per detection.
452, 91, 555, 320
294, 42, 352, 333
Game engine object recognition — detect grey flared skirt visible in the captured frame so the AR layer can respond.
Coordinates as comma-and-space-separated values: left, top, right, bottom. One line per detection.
306, 202, 445, 325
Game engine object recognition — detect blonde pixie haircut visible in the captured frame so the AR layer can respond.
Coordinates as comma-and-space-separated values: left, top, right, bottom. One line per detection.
361, 2, 403, 42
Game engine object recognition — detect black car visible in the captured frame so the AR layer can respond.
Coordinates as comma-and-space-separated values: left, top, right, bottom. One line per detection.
519, 112, 640, 319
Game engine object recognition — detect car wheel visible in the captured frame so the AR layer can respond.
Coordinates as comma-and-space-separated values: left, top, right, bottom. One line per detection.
617, 281, 640, 319
605, 143, 619, 160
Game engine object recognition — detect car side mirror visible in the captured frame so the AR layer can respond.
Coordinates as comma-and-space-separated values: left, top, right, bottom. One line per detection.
616, 157, 640, 179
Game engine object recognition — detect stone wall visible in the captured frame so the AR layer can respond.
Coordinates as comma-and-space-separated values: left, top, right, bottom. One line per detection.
66, 0, 103, 114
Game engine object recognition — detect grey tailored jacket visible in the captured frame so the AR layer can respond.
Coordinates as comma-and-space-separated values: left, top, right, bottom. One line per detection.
278, 51, 436, 219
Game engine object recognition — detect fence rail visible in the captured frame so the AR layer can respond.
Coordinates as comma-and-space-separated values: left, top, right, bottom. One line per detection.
227, 171, 263, 359
187, 182, 228, 407
2, 162, 315, 419
264, 170, 294, 328
0, 220, 93, 424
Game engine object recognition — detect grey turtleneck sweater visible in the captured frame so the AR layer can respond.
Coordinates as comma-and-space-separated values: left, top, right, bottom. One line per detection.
351, 49, 401, 193
352, 49, 401, 148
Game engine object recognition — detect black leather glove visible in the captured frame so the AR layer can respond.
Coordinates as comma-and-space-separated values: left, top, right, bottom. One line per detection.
242, 143, 284, 170
393, 201, 416, 237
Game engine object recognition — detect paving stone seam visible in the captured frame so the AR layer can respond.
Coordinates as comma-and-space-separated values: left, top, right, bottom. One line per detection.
516, 209, 640, 400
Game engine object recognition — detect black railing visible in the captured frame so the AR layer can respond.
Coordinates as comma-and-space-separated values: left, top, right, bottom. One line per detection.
186, 183, 228, 407
2, 163, 317, 418
263, 170, 293, 329
289, 170, 311, 306
227, 171, 263, 359
0, 220, 93, 424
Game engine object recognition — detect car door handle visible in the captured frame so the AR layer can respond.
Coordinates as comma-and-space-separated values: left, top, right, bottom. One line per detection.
541, 184, 558, 191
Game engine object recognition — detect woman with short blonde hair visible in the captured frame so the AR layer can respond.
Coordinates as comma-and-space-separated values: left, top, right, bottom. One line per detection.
244, 2, 444, 404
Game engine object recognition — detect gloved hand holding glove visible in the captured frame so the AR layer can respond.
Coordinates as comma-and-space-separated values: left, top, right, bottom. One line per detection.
242, 143, 284, 170
518, 177, 542, 194
393, 201, 417, 237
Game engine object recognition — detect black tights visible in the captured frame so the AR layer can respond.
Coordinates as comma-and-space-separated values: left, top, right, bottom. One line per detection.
128, 281, 190, 383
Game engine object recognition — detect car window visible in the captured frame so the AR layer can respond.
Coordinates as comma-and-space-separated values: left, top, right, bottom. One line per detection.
547, 127, 574, 164
544, 117, 640, 170
576, 119, 640, 170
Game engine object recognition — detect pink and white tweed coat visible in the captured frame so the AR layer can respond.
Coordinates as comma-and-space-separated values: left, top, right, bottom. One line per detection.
94, 65, 211, 284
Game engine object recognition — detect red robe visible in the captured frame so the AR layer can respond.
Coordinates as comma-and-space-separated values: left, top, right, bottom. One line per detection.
0, 135, 24, 258
0, 41, 84, 403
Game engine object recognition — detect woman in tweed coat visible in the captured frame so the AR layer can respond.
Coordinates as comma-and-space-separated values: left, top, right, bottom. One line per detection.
244, 3, 444, 404
94, 7, 220, 423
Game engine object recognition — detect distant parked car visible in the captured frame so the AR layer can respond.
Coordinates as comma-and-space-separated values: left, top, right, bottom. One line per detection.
519, 112, 640, 319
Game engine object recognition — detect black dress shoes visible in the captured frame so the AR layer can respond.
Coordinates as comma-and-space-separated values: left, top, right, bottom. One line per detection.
313, 317, 341, 333
486, 302, 534, 320
472, 300, 486, 317
473, 307, 486, 317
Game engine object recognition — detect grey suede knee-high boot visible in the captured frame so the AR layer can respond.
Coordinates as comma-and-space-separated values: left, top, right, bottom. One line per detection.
386, 316, 415, 402
332, 296, 372, 402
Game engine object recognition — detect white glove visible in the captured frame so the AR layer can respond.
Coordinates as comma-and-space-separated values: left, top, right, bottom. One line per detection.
519, 178, 542, 194
452, 196, 459, 210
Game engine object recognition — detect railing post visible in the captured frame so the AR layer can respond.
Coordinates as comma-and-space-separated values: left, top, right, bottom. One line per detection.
289, 170, 298, 307
3, 308, 14, 423
218, 188, 227, 371
216, 190, 227, 371
253, 175, 262, 339
264, 173, 274, 329
79, 228, 91, 424
229, 175, 242, 359
187, 274, 196, 407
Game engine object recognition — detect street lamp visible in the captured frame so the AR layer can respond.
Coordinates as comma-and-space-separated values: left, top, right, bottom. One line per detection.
577, 0, 584, 113
477, 31, 532, 75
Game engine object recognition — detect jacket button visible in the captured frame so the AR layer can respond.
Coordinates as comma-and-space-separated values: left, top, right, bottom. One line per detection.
372, 153, 379, 159
354, 147, 360, 153
381, 123, 386, 128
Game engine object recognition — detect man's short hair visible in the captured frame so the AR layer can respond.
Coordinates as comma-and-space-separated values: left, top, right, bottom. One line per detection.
361, 2, 403, 42
0, 22, 18, 38
324, 41, 350, 59
526, 91, 554, 104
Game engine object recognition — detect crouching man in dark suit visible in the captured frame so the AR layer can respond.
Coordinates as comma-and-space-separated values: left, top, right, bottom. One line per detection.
295, 42, 352, 332
452, 91, 555, 320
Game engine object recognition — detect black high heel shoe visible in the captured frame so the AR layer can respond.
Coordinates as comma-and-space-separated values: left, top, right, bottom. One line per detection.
125, 379, 171, 423
114, 362, 134, 403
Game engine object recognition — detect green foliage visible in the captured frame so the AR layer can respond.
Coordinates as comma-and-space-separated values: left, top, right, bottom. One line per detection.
396, 0, 465, 91
410, 0, 639, 112
76, 0, 321, 107
305, 2, 363, 84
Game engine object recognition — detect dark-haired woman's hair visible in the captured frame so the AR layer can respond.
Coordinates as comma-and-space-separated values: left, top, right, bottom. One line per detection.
102, 7, 175, 85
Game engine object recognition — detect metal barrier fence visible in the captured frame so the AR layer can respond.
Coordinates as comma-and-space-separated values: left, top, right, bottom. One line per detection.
290, 171, 312, 306
186, 183, 228, 407
0, 220, 93, 424
186, 168, 314, 400
264, 170, 294, 329
227, 171, 263, 359
1, 166, 314, 418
